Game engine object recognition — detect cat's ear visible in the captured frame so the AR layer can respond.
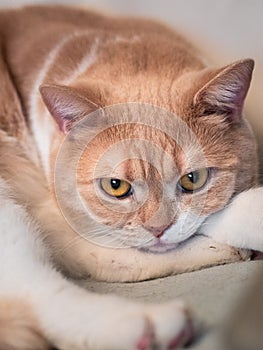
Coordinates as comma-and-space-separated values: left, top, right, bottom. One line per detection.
39, 84, 101, 133
194, 59, 254, 121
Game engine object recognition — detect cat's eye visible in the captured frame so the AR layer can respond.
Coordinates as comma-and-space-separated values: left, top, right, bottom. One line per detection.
178, 168, 210, 193
100, 178, 133, 199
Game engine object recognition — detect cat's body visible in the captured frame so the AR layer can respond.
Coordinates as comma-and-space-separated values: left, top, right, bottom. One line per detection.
0, 5, 262, 350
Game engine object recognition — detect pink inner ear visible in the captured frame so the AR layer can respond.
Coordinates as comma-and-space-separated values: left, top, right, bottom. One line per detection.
39, 84, 100, 133
194, 59, 254, 120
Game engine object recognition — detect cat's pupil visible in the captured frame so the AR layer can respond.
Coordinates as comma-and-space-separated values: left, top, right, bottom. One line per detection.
111, 179, 121, 189
188, 172, 199, 183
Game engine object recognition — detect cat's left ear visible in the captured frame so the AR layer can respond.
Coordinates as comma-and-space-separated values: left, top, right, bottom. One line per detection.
194, 59, 254, 121
39, 84, 101, 133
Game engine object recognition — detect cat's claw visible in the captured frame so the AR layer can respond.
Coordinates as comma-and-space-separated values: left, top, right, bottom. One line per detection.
168, 319, 194, 349
136, 331, 154, 350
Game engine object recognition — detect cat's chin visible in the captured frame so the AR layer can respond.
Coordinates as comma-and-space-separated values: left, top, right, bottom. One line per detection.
138, 241, 179, 254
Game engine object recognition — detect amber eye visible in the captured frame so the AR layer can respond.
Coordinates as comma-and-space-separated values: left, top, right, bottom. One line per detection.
100, 178, 133, 198
178, 168, 210, 193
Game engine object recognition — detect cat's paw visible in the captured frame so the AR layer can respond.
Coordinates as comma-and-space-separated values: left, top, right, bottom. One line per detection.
87, 300, 193, 350
39, 287, 194, 350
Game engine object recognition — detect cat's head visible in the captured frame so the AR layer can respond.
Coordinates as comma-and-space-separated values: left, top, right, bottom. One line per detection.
40, 59, 258, 253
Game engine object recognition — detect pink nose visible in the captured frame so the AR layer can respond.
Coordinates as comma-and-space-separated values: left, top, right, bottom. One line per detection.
145, 224, 171, 238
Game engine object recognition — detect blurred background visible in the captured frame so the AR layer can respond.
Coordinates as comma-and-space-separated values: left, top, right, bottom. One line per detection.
1, 0, 262, 179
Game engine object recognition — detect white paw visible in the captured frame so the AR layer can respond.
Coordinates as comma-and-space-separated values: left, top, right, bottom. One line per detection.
37, 282, 194, 350
199, 187, 263, 251
50, 299, 193, 350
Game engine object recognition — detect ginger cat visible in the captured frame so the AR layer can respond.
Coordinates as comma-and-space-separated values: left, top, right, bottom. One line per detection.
0, 5, 262, 350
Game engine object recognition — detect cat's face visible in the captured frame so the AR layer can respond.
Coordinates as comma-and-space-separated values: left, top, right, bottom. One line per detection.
41, 59, 258, 253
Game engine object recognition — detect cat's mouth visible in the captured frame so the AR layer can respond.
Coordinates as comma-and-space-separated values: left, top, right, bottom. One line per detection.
138, 240, 179, 254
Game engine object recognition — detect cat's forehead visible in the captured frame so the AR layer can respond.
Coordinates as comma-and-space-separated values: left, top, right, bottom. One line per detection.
75, 100, 237, 184
79, 117, 205, 182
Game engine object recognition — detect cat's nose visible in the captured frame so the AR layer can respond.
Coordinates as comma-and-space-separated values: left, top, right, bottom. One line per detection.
145, 224, 171, 238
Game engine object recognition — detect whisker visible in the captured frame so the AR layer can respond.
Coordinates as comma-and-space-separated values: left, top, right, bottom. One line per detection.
57, 235, 83, 254
57, 227, 112, 253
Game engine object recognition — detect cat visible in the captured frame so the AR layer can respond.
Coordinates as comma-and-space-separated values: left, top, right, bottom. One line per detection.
0, 4, 261, 350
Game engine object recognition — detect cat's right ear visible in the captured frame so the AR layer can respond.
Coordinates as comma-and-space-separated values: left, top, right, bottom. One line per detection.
39, 84, 101, 133
194, 58, 254, 122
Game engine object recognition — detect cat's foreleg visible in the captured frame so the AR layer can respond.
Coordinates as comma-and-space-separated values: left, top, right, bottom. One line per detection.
199, 187, 263, 251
